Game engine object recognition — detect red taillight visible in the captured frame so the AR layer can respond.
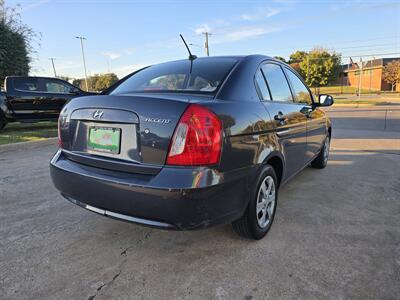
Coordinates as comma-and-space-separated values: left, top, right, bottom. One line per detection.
57, 116, 63, 148
166, 104, 222, 166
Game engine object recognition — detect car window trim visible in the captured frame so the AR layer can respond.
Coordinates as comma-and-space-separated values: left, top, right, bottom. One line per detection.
253, 68, 272, 101
214, 59, 241, 100
259, 60, 296, 104
283, 66, 315, 105
13, 89, 75, 95
12, 77, 44, 93
260, 68, 273, 101
12, 77, 78, 95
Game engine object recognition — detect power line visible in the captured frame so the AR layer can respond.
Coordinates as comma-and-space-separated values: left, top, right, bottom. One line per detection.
340, 48, 400, 55
289, 52, 400, 64
342, 51, 400, 58
331, 43, 399, 50
264, 36, 400, 53
321, 35, 400, 46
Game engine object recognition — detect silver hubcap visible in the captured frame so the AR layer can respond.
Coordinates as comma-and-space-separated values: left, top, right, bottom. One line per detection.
256, 176, 276, 229
323, 137, 330, 164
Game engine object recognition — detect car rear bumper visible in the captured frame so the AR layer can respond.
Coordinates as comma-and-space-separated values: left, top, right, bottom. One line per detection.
50, 150, 253, 230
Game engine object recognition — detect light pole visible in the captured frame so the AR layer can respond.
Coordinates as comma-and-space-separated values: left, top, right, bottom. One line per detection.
358, 57, 363, 100
49, 57, 57, 77
107, 59, 111, 73
75, 36, 89, 91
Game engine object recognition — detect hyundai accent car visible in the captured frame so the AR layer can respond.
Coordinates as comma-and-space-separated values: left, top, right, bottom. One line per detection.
50, 55, 333, 240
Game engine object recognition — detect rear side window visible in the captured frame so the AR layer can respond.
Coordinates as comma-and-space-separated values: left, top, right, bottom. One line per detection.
285, 68, 313, 105
261, 64, 293, 102
45, 80, 72, 94
13, 77, 43, 92
255, 70, 271, 101
111, 58, 238, 95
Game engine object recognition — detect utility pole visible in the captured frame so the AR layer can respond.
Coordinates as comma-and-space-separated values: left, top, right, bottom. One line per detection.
358, 57, 363, 100
75, 36, 89, 91
202, 32, 212, 56
49, 58, 57, 77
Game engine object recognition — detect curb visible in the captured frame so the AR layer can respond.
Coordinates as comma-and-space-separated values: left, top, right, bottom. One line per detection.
332, 103, 400, 107
333, 104, 373, 107
0, 137, 57, 154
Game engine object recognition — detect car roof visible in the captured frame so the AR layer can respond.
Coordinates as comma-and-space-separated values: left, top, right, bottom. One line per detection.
162, 54, 276, 64
6, 76, 69, 81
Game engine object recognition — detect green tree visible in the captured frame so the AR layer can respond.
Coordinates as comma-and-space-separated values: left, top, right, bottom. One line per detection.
299, 48, 341, 88
86, 74, 99, 91
72, 78, 82, 88
57, 76, 71, 82
382, 60, 400, 91
274, 56, 287, 63
74, 73, 119, 91
0, 1, 39, 87
94, 73, 119, 91
289, 62, 302, 76
288, 51, 308, 77
288, 51, 307, 64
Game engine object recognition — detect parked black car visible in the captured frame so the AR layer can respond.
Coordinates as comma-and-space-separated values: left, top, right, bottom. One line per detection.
50, 55, 333, 240
0, 76, 95, 130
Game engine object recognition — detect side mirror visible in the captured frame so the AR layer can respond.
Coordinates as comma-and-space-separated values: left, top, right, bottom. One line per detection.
317, 94, 334, 106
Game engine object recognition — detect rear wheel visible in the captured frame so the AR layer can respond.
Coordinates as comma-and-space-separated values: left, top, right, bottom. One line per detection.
232, 165, 278, 240
311, 134, 330, 169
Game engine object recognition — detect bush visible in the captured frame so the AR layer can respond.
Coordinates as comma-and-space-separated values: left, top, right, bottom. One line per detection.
0, 1, 39, 87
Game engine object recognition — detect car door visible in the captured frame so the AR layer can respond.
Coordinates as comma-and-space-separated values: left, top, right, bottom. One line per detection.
41, 78, 78, 118
283, 67, 327, 161
7, 77, 50, 120
257, 62, 309, 178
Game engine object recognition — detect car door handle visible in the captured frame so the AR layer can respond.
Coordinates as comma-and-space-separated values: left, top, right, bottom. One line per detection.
302, 106, 313, 118
274, 112, 286, 121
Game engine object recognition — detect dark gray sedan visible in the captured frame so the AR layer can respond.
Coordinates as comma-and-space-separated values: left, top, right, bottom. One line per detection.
50, 55, 333, 240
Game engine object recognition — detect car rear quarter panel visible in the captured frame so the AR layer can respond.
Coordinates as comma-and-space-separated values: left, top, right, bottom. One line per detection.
203, 100, 281, 176
209, 56, 284, 175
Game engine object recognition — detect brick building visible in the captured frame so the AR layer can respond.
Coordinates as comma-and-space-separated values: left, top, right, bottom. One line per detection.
341, 57, 400, 92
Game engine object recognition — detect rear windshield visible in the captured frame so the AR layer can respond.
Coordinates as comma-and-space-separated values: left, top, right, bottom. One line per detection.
110, 58, 238, 95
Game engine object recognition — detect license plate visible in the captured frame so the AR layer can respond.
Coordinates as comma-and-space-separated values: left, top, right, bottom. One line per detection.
88, 127, 121, 153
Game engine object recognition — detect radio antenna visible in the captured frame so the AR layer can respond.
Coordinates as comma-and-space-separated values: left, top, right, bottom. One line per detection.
180, 34, 197, 61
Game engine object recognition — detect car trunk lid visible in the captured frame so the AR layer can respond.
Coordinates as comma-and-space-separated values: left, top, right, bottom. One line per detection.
59, 94, 209, 173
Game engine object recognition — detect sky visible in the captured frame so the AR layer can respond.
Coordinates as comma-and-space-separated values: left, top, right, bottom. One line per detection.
6, 0, 400, 79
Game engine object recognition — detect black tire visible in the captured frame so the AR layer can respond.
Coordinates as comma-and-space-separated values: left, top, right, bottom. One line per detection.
311, 134, 331, 169
232, 164, 278, 240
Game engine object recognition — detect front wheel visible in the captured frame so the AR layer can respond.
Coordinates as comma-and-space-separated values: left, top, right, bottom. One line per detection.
311, 135, 330, 169
232, 165, 278, 240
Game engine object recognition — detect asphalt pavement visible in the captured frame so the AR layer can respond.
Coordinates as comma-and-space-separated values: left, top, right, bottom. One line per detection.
0, 106, 399, 299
